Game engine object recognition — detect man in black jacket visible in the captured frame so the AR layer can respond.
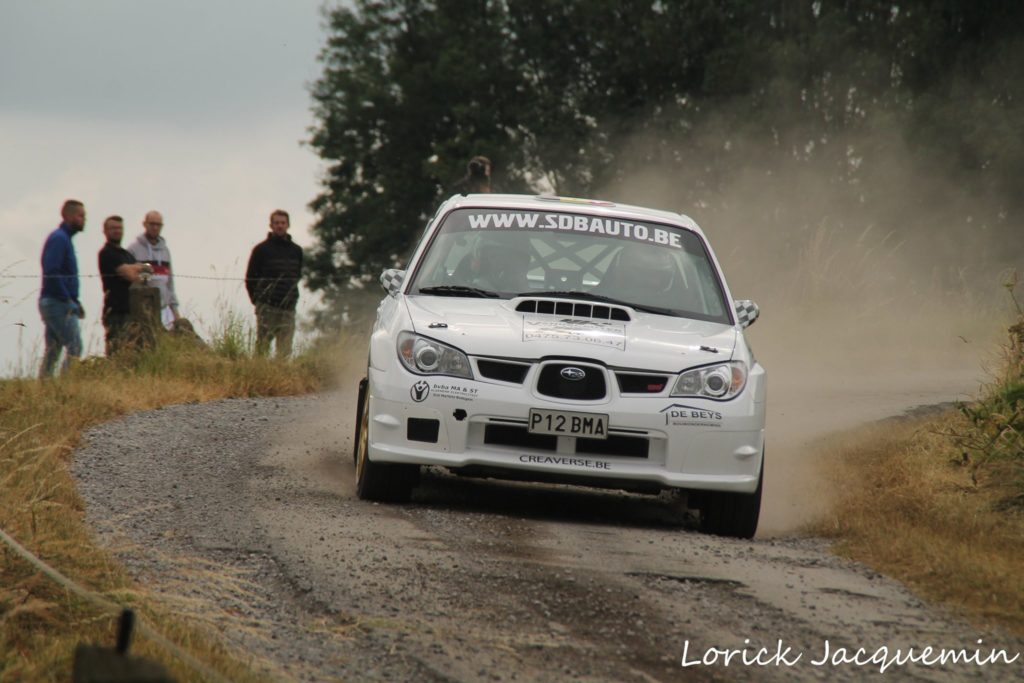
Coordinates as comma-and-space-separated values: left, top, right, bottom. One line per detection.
98, 215, 152, 354
245, 209, 303, 357
451, 155, 492, 194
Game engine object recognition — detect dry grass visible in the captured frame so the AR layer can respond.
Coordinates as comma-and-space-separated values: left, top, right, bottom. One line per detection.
0, 333, 349, 682
810, 285, 1024, 635
810, 413, 1024, 635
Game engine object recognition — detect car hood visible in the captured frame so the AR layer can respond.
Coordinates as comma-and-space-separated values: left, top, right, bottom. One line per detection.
404, 296, 736, 372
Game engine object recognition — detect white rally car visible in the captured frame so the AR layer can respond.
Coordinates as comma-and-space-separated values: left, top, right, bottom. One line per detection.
353, 194, 765, 538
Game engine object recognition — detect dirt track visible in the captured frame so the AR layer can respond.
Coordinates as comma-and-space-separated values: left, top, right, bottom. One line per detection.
71, 373, 1023, 682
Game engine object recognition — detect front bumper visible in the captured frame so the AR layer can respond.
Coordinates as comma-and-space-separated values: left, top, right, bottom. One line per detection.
366, 364, 765, 494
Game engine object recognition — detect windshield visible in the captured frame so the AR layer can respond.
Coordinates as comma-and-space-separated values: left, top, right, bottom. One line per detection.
409, 208, 731, 323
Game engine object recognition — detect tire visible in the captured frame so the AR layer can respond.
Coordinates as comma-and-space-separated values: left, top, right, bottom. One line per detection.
698, 454, 763, 539
353, 378, 368, 467
354, 378, 419, 502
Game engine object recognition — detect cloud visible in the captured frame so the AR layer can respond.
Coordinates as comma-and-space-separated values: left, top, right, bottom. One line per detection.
0, 0, 324, 123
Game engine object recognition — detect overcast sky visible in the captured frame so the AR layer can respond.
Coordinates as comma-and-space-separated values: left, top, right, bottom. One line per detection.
0, 1, 333, 375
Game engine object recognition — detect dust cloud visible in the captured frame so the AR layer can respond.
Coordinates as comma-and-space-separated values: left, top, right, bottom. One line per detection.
598, 126, 1017, 534
309, 135, 1017, 535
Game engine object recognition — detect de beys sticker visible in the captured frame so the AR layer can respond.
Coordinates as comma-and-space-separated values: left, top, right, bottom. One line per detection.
661, 403, 723, 427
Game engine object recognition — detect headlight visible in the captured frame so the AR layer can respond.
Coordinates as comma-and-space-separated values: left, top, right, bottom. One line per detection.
671, 361, 746, 400
397, 332, 473, 378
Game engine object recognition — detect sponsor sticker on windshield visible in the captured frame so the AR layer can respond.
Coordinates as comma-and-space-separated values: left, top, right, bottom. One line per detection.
453, 210, 687, 250
522, 315, 626, 350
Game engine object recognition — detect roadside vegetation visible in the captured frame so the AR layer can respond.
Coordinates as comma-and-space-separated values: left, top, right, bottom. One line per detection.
813, 281, 1024, 635
0, 325, 347, 682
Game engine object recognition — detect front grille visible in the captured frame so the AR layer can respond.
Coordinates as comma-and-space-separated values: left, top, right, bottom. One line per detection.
516, 299, 631, 321
536, 363, 606, 400
616, 373, 669, 394
577, 434, 649, 458
477, 359, 530, 384
484, 424, 557, 451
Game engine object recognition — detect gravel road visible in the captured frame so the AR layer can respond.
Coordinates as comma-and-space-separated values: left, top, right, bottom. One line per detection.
72, 391, 1023, 682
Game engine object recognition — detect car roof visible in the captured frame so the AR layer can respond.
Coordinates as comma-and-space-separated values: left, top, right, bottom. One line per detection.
439, 193, 706, 237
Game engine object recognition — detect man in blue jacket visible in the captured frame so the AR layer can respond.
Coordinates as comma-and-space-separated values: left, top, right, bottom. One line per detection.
39, 199, 86, 377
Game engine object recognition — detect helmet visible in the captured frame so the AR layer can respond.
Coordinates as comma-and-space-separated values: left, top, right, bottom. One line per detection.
603, 245, 676, 294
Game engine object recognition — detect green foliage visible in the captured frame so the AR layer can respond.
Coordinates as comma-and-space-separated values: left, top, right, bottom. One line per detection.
306, 0, 1024, 316
954, 276, 1024, 506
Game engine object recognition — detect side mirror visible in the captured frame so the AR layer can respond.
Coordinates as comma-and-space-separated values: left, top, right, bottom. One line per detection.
734, 300, 759, 329
380, 269, 406, 297
378, 270, 405, 296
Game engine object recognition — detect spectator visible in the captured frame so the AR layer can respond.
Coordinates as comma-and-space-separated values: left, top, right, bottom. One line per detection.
245, 209, 303, 357
451, 155, 492, 194
39, 199, 86, 378
98, 215, 151, 354
127, 210, 179, 329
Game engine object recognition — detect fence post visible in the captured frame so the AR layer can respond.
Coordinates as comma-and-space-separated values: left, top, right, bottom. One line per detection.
71, 609, 176, 683
128, 283, 162, 348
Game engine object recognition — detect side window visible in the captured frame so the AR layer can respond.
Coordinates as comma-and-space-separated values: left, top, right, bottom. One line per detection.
689, 257, 725, 316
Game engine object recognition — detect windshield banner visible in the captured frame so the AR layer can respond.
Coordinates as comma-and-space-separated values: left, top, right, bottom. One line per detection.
452, 210, 687, 250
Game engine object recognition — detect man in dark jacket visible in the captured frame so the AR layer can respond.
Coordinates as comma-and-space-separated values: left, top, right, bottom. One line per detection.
451, 155, 492, 194
98, 215, 152, 355
245, 209, 303, 357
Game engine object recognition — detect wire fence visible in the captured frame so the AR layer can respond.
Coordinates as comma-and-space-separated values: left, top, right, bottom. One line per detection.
0, 272, 265, 328
1, 273, 276, 281
0, 523, 230, 683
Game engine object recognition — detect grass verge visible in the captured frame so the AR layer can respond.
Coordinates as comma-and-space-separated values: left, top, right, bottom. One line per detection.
811, 301, 1024, 636
0, 333, 348, 682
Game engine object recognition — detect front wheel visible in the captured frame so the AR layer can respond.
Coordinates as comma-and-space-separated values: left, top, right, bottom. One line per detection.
353, 378, 418, 502
698, 455, 763, 539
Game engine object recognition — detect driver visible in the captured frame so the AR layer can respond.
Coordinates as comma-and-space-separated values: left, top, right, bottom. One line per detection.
464, 233, 530, 292
597, 244, 677, 300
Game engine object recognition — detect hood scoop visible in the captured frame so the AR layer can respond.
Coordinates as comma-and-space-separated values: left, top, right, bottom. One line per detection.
515, 298, 632, 322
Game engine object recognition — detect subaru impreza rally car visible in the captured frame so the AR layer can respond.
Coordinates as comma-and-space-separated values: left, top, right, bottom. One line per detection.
353, 194, 765, 538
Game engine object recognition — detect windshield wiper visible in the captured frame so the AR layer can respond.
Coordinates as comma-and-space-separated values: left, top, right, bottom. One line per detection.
418, 285, 501, 298
516, 290, 674, 316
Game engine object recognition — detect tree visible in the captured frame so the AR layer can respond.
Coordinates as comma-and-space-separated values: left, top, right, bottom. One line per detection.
306, 0, 1024, 322
306, 0, 528, 323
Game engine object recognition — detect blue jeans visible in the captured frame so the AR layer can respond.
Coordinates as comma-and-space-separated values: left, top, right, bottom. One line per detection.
39, 297, 82, 377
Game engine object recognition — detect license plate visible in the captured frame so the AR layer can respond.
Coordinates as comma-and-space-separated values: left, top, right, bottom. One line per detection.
528, 409, 608, 439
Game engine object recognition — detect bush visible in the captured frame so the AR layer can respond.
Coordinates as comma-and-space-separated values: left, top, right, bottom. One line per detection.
953, 274, 1024, 507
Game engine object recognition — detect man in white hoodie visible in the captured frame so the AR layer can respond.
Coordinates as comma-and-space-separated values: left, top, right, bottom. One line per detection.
127, 210, 180, 329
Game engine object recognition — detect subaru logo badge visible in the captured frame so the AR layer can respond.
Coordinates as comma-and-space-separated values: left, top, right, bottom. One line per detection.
561, 367, 586, 381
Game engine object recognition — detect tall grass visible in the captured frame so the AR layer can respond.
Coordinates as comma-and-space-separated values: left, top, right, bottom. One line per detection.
813, 285, 1024, 635
207, 306, 254, 360
0, 330, 349, 682
812, 417, 1024, 634
950, 275, 1024, 507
